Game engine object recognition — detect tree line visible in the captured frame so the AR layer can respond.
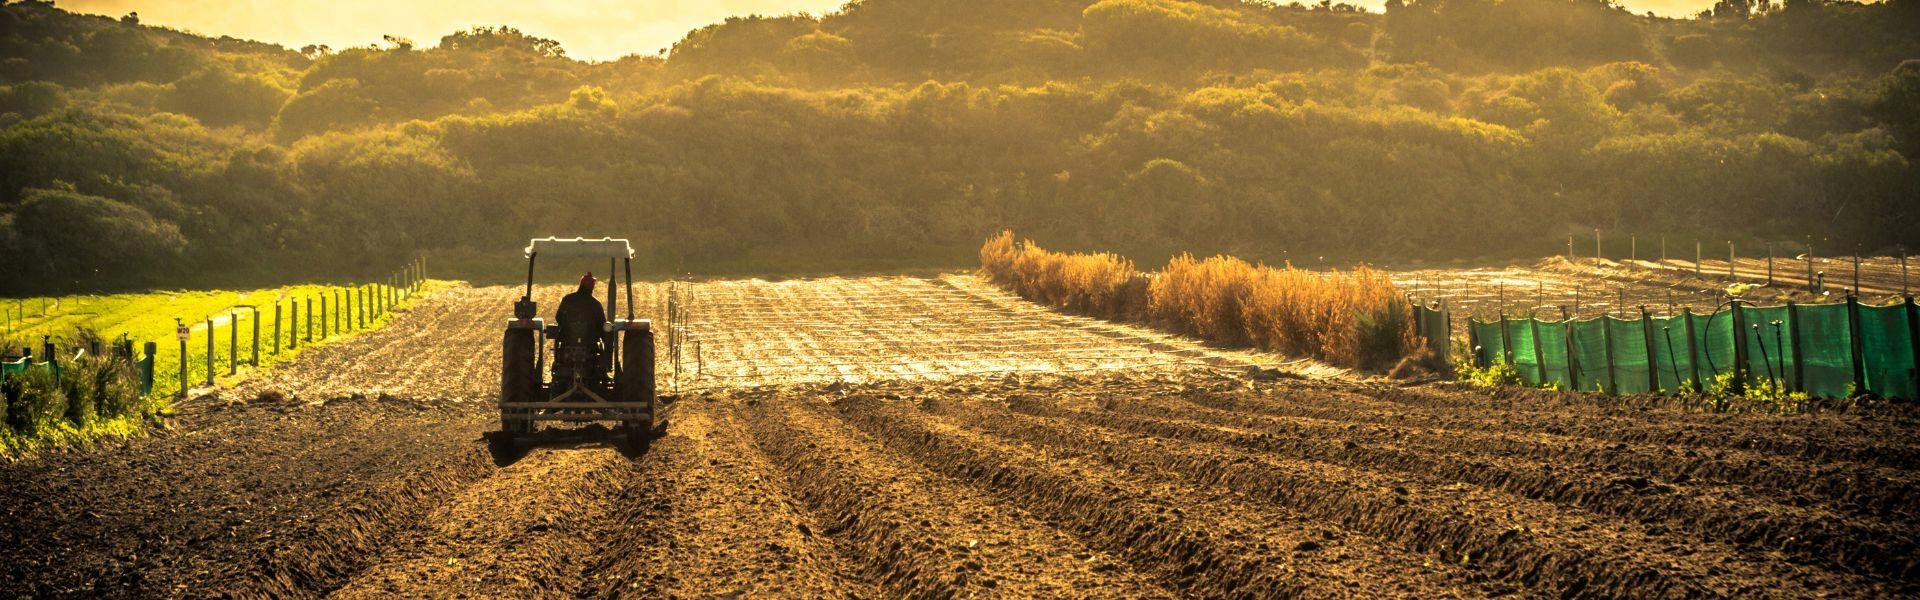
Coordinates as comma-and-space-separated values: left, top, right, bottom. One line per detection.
0, 0, 1916, 293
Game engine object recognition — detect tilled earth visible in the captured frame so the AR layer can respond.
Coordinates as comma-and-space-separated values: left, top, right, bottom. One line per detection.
2, 276, 1917, 598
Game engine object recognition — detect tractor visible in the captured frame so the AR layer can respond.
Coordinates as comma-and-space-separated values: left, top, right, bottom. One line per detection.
497, 237, 669, 444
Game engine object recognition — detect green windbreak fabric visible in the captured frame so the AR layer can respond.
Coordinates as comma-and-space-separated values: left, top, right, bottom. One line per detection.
1535, 322, 1573, 390
1648, 315, 1695, 393
1795, 303, 1854, 398
1570, 318, 1611, 393
1504, 319, 1542, 385
1742, 306, 1796, 390
0, 358, 25, 378
1690, 312, 1738, 385
1416, 306, 1450, 355
1472, 319, 1505, 367
1858, 304, 1916, 400
1607, 317, 1652, 395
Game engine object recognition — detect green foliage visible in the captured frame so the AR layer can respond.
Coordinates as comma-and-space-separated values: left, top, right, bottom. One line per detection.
1460, 361, 1526, 388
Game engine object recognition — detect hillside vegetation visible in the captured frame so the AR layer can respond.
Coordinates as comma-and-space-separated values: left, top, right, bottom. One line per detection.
2, 0, 1917, 293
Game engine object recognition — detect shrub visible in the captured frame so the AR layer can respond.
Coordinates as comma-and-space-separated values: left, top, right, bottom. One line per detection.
5, 366, 67, 437
983, 232, 1418, 370
980, 231, 1146, 319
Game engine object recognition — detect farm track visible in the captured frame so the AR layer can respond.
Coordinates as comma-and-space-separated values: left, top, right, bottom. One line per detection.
1, 277, 1915, 597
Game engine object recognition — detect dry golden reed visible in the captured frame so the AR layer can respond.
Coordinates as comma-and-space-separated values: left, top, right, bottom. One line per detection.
981, 231, 1415, 370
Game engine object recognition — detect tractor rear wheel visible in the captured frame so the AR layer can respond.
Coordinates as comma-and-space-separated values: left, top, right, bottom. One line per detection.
501, 328, 536, 435
618, 328, 657, 436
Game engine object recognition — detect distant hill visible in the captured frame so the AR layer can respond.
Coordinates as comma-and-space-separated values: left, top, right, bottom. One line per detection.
1, 0, 1916, 293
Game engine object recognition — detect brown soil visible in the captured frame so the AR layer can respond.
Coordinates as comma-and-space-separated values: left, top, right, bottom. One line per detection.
2, 276, 1914, 598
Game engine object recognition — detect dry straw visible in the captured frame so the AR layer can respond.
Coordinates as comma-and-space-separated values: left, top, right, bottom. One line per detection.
981, 231, 1415, 370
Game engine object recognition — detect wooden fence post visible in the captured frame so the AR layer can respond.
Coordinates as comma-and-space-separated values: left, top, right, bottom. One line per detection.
1467, 319, 1483, 368
1787, 301, 1803, 393
228, 311, 237, 376
1730, 303, 1749, 396
1601, 316, 1618, 394
205, 318, 215, 386
250, 310, 260, 366
1564, 310, 1582, 392
1529, 317, 1547, 385
177, 320, 188, 398
304, 297, 312, 343
1641, 307, 1659, 393
1847, 294, 1865, 396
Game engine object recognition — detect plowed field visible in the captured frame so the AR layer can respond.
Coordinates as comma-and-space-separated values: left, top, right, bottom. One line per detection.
2, 275, 1915, 598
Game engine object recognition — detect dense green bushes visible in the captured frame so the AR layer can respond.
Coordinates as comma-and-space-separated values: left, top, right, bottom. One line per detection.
0, 0, 1916, 293
0, 334, 156, 452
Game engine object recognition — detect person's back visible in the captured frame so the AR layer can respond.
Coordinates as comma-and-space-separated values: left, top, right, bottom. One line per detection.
556, 274, 606, 346
553, 273, 606, 385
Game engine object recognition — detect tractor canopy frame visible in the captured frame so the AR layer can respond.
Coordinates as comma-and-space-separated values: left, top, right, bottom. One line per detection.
519, 237, 638, 323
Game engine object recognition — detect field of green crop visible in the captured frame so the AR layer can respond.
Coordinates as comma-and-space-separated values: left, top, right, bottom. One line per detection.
3, 281, 447, 402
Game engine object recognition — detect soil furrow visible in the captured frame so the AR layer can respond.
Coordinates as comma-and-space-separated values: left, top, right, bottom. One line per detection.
1035, 392, 1918, 584
814, 392, 1500, 598
882, 388, 1894, 598
582, 397, 873, 598
742, 390, 1169, 597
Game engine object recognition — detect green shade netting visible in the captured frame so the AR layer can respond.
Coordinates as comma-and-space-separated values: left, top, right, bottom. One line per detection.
1504, 319, 1542, 385
1741, 306, 1796, 391
1648, 315, 1696, 394
1607, 316, 1652, 394
1534, 321, 1573, 390
1795, 303, 1854, 398
1569, 318, 1611, 393
1690, 312, 1738, 386
1471, 319, 1504, 368
1858, 303, 1916, 400
1417, 306, 1450, 355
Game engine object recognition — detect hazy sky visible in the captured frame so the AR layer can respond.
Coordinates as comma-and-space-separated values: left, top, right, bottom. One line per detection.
65, 0, 1724, 62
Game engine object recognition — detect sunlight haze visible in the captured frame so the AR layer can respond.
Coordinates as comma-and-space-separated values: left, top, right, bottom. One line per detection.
63, 0, 858, 60
64, 0, 1727, 61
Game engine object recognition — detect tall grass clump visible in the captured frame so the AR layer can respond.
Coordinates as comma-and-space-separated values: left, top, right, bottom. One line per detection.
983, 232, 1418, 370
979, 231, 1148, 319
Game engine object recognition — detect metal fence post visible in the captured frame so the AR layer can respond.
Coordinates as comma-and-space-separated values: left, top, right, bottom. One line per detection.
1641, 307, 1659, 392
1594, 229, 1602, 262
1767, 243, 1775, 285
